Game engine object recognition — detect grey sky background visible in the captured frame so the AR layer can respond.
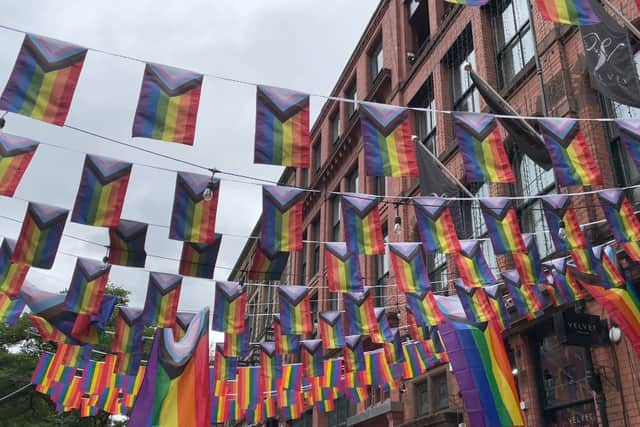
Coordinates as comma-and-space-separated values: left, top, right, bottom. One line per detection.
0, 1, 379, 314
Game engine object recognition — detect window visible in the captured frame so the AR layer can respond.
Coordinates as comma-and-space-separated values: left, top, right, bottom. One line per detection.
331, 196, 341, 241
299, 231, 307, 283
414, 369, 449, 417
470, 184, 499, 274
369, 39, 384, 82
292, 410, 313, 427
407, 0, 430, 53
433, 373, 449, 410
347, 167, 359, 193
428, 251, 448, 293
346, 80, 358, 118
331, 112, 341, 145
311, 217, 320, 275
328, 398, 353, 427
300, 168, 308, 188
411, 77, 437, 154
373, 176, 386, 197
312, 139, 321, 173
310, 293, 318, 337
492, 0, 535, 88
449, 27, 479, 112
374, 228, 389, 307
416, 381, 430, 416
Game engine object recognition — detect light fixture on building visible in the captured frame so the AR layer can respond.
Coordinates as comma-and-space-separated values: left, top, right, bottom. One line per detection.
609, 323, 622, 344
394, 203, 402, 235
407, 52, 416, 64
512, 367, 519, 376
203, 172, 217, 201
558, 220, 567, 240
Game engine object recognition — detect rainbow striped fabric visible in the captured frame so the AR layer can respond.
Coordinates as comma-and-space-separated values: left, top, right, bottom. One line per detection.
64, 257, 110, 315
223, 324, 251, 358
406, 290, 445, 327
12, 202, 68, 269
111, 308, 144, 355
541, 194, 588, 252
237, 366, 263, 410
318, 311, 345, 350
440, 319, 524, 427
535, 0, 600, 25
212, 280, 247, 333
173, 312, 195, 341
280, 363, 304, 392
480, 197, 527, 254
214, 343, 237, 382
383, 328, 406, 364
71, 154, 132, 227
371, 307, 395, 344
129, 308, 211, 427
341, 193, 385, 255
513, 234, 546, 285
261, 185, 305, 253
543, 257, 585, 303
502, 270, 545, 320
322, 358, 343, 389
107, 219, 148, 268
413, 197, 461, 254
260, 342, 282, 392
0, 238, 29, 298
0, 133, 39, 196
301, 339, 324, 379
344, 288, 380, 337
248, 245, 290, 281
278, 285, 313, 335
622, 240, 640, 262
141, 272, 182, 328
537, 118, 602, 187
407, 308, 429, 341
400, 341, 427, 379
132, 63, 203, 145
599, 189, 640, 244
453, 112, 514, 183
254, 85, 310, 167
0, 34, 87, 125
453, 239, 497, 286
324, 242, 363, 292
344, 335, 366, 372
616, 119, 640, 170
0, 291, 25, 326
484, 284, 511, 331
344, 370, 368, 402
364, 349, 396, 388
454, 279, 494, 324
592, 245, 626, 288
360, 102, 418, 177
170, 172, 219, 243
389, 242, 431, 293
179, 235, 221, 279
273, 314, 299, 354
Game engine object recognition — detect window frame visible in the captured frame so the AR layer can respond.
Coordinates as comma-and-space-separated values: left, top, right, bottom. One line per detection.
406, 0, 430, 54
413, 366, 450, 418
346, 79, 358, 118
311, 217, 321, 275
347, 167, 359, 193
448, 26, 479, 112
369, 38, 384, 83
331, 111, 341, 145
331, 195, 341, 242
374, 227, 389, 308
312, 138, 322, 173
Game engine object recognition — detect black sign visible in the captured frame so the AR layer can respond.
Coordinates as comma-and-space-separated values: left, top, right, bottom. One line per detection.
554, 310, 609, 347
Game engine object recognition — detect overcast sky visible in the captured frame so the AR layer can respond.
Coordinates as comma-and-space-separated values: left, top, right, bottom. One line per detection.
0, 1, 379, 314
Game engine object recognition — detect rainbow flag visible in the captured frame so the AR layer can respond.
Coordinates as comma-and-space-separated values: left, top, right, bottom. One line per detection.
341, 193, 385, 255
0, 292, 25, 326
261, 185, 305, 253
279, 390, 304, 420
80, 395, 99, 417
343, 288, 380, 337
535, 0, 600, 25
383, 328, 406, 364
570, 267, 640, 356
484, 284, 511, 331
173, 312, 195, 341
407, 309, 429, 341
322, 358, 342, 390
273, 314, 299, 354
622, 240, 640, 262
401, 341, 428, 379
212, 280, 247, 333
364, 349, 395, 388
12, 202, 68, 269
237, 366, 264, 410
616, 119, 640, 170
453, 239, 496, 286
115, 351, 143, 376
0, 238, 29, 298
371, 307, 394, 344
141, 272, 182, 328
107, 219, 148, 268
599, 189, 640, 244
64, 257, 110, 315
278, 285, 312, 335
31, 352, 54, 386
112, 307, 144, 354
248, 245, 290, 281
439, 319, 524, 427
170, 172, 219, 243
179, 236, 221, 279
502, 270, 545, 320
0, 133, 39, 196
344, 335, 366, 372
360, 102, 418, 177
0, 34, 87, 125
413, 196, 461, 254
214, 343, 237, 382
318, 310, 345, 350
301, 339, 324, 379
592, 245, 626, 288
324, 242, 363, 292
344, 370, 368, 402
29, 314, 71, 344
389, 242, 431, 293
406, 290, 445, 327
223, 325, 250, 358
537, 118, 602, 187
454, 279, 494, 324
280, 363, 303, 391
129, 308, 210, 427
260, 342, 282, 392
541, 194, 588, 252
453, 112, 514, 183
543, 257, 585, 303
254, 85, 310, 168
513, 234, 545, 285
71, 154, 132, 227
480, 197, 527, 254
132, 63, 203, 145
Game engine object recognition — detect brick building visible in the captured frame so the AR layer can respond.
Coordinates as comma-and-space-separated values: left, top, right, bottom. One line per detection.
229, 0, 640, 426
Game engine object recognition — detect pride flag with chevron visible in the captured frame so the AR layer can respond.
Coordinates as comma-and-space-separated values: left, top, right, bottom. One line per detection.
341, 193, 384, 255
413, 197, 461, 253
261, 185, 305, 253
0, 133, 39, 197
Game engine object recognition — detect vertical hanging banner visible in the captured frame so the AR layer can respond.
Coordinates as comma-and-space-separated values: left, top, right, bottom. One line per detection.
383, 327, 406, 365
484, 284, 511, 331
598, 189, 640, 244
371, 307, 395, 344
341, 193, 385, 255
616, 119, 640, 170
214, 342, 237, 382
537, 118, 602, 187
343, 288, 380, 337
248, 245, 290, 281
254, 85, 310, 168
543, 258, 586, 303
453, 239, 497, 286
170, 172, 219, 243
237, 366, 264, 411
453, 279, 495, 324
324, 242, 363, 292
0, 34, 87, 125
541, 194, 588, 252
273, 314, 299, 354
173, 312, 195, 341
278, 285, 312, 335
405, 290, 445, 327
223, 321, 251, 358
0, 133, 39, 196
141, 272, 182, 328
71, 154, 132, 227
301, 339, 324, 379
479, 197, 527, 254
389, 242, 431, 293
0, 292, 25, 326
12, 202, 68, 269
513, 234, 546, 285
360, 102, 418, 177
364, 349, 396, 388
132, 63, 203, 145
261, 185, 305, 253
452, 112, 515, 184
179, 234, 221, 279
64, 257, 111, 337
260, 342, 282, 392
401, 341, 428, 380
111, 307, 144, 355
439, 318, 524, 427
344, 335, 366, 372
535, 0, 600, 25
107, 220, 148, 268
318, 311, 345, 350
407, 308, 430, 341
413, 196, 461, 254
129, 308, 210, 427
212, 281, 247, 333
0, 238, 29, 298
501, 270, 545, 320
29, 314, 72, 344
592, 245, 626, 288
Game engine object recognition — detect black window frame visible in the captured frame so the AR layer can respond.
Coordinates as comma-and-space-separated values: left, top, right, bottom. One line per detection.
312, 138, 322, 173
311, 216, 321, 275
374, 227, 389, 308
369, 37, 384, 83
411, 76, 437, 154
347, 167, 359, 193
447, 26, 479, 113
346, 79, 358, 118
406, 0, 430, 54
331, 111, 341, 145
331, 195, 341, 242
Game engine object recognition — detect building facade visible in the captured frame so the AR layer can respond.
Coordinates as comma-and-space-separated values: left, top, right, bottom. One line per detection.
229, 0, 640, 426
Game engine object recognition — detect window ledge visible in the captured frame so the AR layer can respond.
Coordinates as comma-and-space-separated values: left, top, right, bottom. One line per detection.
346, 400, 403, 426
366, 68, 392, 102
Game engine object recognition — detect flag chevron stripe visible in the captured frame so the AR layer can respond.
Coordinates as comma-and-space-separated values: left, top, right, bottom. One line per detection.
341, 193, 384, 255
325, 242, 363, 292
413, 197, 461, 253
0, 133, 38, 197
480, 198, 527, 254
170, 172, 219, 243
212, 281, 247, 333
598, 189, 640, 243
